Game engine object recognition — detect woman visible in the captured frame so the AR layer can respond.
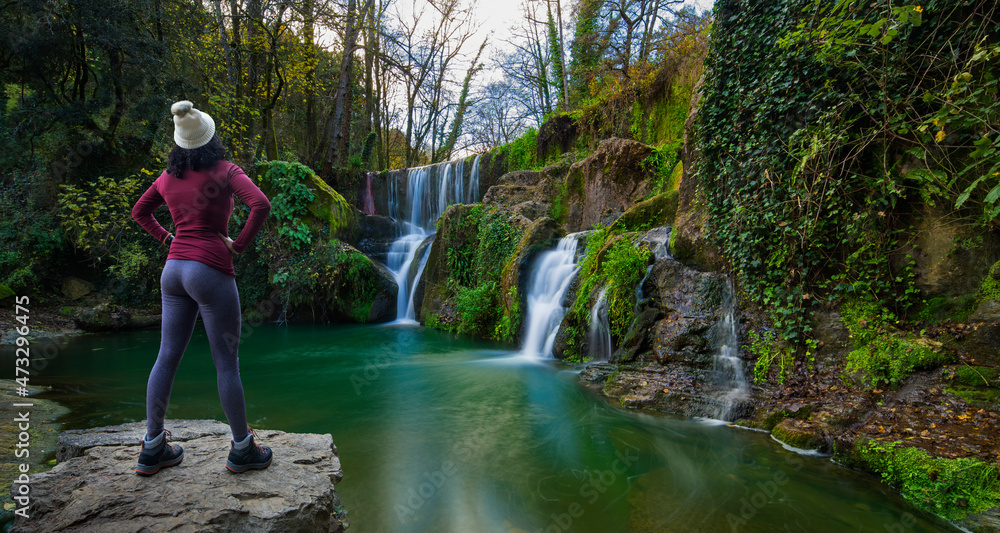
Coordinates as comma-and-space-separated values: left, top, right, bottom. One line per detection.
131, 100, 273, 475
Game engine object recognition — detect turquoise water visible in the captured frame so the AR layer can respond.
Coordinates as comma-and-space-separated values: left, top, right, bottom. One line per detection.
3, 323, 959, 532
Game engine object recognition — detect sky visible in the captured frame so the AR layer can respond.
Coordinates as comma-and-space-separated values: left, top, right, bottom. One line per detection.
470, 0, 715, 48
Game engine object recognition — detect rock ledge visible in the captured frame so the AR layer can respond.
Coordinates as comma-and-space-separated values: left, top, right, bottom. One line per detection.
11, 419, 346, 532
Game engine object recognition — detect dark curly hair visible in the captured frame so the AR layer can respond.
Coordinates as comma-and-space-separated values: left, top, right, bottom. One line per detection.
167, 134, 227, 179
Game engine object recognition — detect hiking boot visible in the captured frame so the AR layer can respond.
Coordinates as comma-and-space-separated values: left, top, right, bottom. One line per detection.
135, 430, 183, 476
226, 427, 273, 473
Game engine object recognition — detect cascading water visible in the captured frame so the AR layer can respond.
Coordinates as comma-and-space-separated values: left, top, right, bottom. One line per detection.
711, 279, 748, 421
519, 234, 582, 358
636, 227, 671, 303
588, 286, 612, 360
384, 158, 484, 322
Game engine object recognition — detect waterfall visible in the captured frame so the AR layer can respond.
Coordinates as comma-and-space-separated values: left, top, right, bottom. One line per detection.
588, 286, 612, 360
636, 227, 671, 303
383, 158, 484, 322
519, 234, 582, 358
712, 279, 748, 421
404, 241, 433, 321
387, 231, 431, 324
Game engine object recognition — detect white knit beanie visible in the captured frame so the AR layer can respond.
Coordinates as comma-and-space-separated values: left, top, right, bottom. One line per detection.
171, 100, 216, 149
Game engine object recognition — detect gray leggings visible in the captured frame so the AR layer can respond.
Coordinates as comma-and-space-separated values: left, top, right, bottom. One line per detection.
146, 259, 248, 442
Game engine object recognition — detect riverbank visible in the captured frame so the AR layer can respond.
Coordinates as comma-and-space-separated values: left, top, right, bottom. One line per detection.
0, 380, 69, 529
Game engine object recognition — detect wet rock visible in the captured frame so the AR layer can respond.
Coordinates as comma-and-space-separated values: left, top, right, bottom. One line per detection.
61, 277, 94, 300
897, 203, 1000, 297
498, 170, 543, 187
481, 184, 540, 209
771, 418, 832, 453
511, 200, 549, 221
970, 299, 1000, 322
809, 307, 852, 368
614, 306, 665, 363
955, 507, 1000, 533
651, 312, 713, 365
357, 214, 402, 264
12, 419, 346, 533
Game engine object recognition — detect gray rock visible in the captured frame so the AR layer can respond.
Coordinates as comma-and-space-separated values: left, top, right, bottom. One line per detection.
56, 419, 231, 462
61, 277, 94, 300
955, 507, 1000, 533
13, 420, 345, 533
970, 299, 1000, 322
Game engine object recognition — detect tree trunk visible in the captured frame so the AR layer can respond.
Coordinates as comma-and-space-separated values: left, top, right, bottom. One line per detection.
326, 0, 373, 173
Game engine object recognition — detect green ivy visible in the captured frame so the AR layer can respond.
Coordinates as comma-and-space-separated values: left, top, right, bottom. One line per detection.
696, 0, 997, 342
257, 161, 317, 250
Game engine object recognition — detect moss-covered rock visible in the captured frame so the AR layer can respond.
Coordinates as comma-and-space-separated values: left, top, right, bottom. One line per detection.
281, 241, 397, 323
257, 161, 361, 245
609, 190, 679, 233
418, 204, 483, 323
771, 418, 831, 452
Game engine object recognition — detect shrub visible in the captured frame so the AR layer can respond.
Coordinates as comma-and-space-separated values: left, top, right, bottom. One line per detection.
857, 439, 1000, 520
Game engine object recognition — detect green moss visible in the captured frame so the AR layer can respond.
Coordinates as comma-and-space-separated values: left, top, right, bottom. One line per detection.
437, 206, 524, 340
841, 300, 953, 388
978, 260, 1000, 303
948, 366, 1000, 410
771, 420, 822, 450
495, 286, 521, 343
856, 439, 1000, 520
609, 190, 679, 233
271, 241, 384, 323
641, 142, 682, 197
493, 128, 539, 171
563, 227, 650, 358
915, 294, 977, 324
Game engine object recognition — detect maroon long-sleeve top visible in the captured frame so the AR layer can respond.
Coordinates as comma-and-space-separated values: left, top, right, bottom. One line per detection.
131, 161, 271, 277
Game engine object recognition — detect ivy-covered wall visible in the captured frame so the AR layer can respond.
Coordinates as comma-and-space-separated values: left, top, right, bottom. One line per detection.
696, 0, 1000, 341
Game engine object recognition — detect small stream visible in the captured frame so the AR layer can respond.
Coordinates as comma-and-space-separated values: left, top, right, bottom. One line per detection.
2, 325, 960, 532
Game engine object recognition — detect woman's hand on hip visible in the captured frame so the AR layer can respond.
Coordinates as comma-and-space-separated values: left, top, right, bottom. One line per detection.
217, 232, 237, 255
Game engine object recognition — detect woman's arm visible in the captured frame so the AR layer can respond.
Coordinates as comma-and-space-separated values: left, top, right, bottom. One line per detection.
131, 178, 172, 245
228, 167, 271, 254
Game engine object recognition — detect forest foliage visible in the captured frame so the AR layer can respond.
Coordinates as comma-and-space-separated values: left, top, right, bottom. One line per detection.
696, 0, 1000, 342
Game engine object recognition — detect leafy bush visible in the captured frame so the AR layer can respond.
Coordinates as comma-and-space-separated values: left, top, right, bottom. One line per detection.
749, 329, 794, 384
455, 281, 500, 337
842, 300, 952, 388
56, 172, 163, 303
857, 439, 1000, 520
0, 195, 66, 291
257, 161, 318, 250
